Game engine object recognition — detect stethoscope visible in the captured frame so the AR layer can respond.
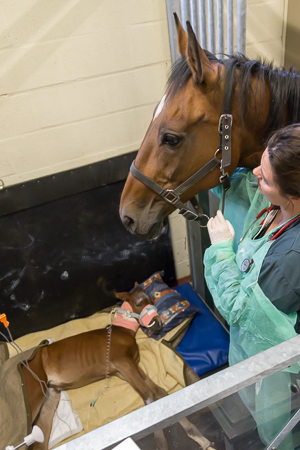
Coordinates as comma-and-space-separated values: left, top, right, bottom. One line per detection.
240, 205, 300, 273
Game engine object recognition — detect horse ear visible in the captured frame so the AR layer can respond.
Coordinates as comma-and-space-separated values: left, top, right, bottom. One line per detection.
114, 291, 129, 301
186, 21, 215, 86
174, 12, 188, 56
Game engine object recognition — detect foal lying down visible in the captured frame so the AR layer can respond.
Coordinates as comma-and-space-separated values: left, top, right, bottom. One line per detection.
19, 283, 215, 450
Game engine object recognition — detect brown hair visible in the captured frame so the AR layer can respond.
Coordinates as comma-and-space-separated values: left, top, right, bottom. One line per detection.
267, 123, 300, 199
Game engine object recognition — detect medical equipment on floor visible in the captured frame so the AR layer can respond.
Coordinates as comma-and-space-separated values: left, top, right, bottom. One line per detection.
5, 426, 44, 450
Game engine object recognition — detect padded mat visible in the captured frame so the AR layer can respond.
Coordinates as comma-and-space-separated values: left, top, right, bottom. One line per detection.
176, 283, 229, 376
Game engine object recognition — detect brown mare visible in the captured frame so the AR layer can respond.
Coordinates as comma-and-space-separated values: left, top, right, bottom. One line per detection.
20, 283, 214, 450
119, 14, 300, 238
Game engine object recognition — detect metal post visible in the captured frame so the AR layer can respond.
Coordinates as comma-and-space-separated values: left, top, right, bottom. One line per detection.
189, 0, 199, 40
166, 0, 181, 63
198, 0, 207, 49
237, 0, 247, 54
165, 0, 181, 63
180, 0, 190, 29
207, 0, 215, 53
227, 0, 234, 55
216, 0, 224, 56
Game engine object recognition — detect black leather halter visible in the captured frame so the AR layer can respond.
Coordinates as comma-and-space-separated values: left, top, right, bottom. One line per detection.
130, 62, 234, 227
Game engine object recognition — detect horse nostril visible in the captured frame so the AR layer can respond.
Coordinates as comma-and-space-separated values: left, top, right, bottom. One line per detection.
122, 215, 135, 230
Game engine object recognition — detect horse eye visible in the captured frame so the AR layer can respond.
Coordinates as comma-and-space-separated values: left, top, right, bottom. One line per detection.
162, 134, 181, 147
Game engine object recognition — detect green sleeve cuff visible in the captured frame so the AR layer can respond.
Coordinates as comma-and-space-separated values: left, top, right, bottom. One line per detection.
204, 240, 234, 265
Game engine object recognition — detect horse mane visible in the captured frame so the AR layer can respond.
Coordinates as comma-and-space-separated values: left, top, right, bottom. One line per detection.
167, 52, 300, 139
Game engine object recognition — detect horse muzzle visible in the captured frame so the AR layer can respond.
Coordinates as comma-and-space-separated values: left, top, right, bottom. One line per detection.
120, 208, 165, 239
139, 305, 162, 332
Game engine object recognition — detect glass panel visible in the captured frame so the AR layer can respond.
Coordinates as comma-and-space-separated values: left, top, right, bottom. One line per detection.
135, 366, 300, 450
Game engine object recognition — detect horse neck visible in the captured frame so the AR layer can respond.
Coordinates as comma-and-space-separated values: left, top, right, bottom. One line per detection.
233, 72, 271, 169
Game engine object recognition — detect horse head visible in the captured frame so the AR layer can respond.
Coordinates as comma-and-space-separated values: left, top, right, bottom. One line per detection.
120, 14, 296, 239
115, 282, 162, 332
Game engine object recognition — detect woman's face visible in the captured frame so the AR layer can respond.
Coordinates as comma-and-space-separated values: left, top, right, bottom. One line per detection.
253, 149, 287, 206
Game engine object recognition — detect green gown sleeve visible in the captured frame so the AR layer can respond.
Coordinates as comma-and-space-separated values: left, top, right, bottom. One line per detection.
204, 241, 298, 361
203, 241, 244, 326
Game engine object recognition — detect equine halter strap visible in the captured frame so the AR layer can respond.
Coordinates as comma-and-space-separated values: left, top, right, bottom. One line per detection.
130, 157, 220, 223
113, 303, 159, 328
129, 61, 235, 224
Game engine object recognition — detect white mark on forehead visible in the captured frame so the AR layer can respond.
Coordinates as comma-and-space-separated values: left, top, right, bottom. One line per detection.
153, 94, 166, 121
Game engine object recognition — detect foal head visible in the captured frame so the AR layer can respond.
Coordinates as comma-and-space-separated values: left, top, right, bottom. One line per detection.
115, 282, 162, 332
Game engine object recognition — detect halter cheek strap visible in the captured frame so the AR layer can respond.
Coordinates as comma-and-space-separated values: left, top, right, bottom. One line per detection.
130, 159, 216, 225
112, 302, 159, 331
113, 301, 140, 332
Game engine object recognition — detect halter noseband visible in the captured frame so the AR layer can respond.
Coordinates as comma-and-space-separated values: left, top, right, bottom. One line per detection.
114, 304, 159, 328
130, 61, 234, 227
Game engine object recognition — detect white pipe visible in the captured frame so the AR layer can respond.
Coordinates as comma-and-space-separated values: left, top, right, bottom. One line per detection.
180, 0, 190, 29
227, 0, 234, 55
207, 0, 215, 53
237, 0, 247, 54
198, 0, 207, 49
166, 0, 181, 63
189, 0, 199, 40
216, 0, 224, 56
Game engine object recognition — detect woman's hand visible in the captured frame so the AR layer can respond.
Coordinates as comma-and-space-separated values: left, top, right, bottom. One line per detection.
207, 210, 235, 245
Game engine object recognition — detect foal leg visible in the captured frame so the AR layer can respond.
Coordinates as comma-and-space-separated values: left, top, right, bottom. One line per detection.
116, 360, 169, 450
138, 368, 215, 449
138, 367, 168, 400
137, 368, 170, 450
31, 388, 61, 450
179, 417, 215, 450
115, 358, 159, 404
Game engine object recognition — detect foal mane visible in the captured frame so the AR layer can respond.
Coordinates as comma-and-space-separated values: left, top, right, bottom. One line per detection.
167, 52, 300, 139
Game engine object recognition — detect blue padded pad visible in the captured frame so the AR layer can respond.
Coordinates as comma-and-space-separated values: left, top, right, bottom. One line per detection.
175, 283, 229, 376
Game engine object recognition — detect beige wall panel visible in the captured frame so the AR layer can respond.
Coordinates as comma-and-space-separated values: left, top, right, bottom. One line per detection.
247, 0, 285, 46
0, 62, 170, 138
246, 37, 284, 67
0, 150, 13, 177
285, 0, 300, 69
0, 0, 165, 43
0, 8, 11, 49
3, 104, 155, 185
0, 93, 39, 140
0, 22, 170, 95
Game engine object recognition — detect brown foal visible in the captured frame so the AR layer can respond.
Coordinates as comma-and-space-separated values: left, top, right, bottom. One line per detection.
22, 283, 214, 450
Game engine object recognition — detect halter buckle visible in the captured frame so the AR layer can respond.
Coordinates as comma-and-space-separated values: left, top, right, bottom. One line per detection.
161, 189, 180, 205
219, 171, 231, 191
218, 114, 233, 134
180, 209, 199, 221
